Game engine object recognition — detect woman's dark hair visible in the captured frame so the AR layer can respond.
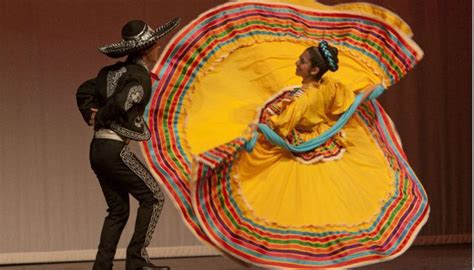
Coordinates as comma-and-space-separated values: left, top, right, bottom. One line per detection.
305, 41, 339, 81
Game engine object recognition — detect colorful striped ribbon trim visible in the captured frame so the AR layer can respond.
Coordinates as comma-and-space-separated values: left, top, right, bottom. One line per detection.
140, 2, 428, 267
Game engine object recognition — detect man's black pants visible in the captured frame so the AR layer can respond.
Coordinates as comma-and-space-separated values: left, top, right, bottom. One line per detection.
90, 139, 165, 270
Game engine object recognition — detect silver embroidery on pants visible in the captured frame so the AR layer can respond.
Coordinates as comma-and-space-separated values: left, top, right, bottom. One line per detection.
119, 145, 165, 263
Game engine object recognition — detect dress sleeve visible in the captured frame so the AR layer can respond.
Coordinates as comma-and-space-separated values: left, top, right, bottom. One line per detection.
325, 81, 355, 116
268, 93, 309, 137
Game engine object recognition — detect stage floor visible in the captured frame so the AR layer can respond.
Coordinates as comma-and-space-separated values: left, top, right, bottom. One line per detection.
1, 244, 471, 270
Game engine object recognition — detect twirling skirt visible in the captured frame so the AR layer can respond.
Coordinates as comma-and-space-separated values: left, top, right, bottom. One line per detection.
142, 1, 429, 268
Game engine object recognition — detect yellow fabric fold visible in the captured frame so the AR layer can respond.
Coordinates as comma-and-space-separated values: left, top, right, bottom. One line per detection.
186, 41, 383, 155
231, 80, 395, 229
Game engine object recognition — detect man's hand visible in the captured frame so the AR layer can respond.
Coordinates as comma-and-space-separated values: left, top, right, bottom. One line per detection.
89, 108, 99, 126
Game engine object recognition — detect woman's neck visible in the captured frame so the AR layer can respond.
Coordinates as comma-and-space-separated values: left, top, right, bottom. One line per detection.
302, 77, 321, 86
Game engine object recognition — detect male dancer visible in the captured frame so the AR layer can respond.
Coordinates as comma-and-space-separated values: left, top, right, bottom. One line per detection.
76, 18, 180, 270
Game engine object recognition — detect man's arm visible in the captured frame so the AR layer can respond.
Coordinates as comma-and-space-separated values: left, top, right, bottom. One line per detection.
76, 78, 100, 126
94, 75, 145, 126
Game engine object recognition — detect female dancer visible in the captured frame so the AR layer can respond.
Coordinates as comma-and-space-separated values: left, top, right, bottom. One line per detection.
143, 1, 429, 268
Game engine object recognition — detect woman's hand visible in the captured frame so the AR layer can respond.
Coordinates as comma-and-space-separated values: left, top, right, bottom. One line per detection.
360, 84, 384, 100
243, 123, 258, 140
249, 123, 258, 132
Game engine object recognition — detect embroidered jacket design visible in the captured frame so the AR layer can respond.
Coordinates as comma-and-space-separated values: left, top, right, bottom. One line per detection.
125, 85, 144, 111
106, 67, 127, 97
110, 122, 151, 141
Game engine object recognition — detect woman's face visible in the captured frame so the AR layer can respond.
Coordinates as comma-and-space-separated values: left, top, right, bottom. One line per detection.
295, 50, 319, 80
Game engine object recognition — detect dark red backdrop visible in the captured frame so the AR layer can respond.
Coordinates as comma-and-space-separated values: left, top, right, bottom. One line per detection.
0, 0, 470, 246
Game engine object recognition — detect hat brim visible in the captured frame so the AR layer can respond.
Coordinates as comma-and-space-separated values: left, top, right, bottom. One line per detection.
99, 17, 180, 58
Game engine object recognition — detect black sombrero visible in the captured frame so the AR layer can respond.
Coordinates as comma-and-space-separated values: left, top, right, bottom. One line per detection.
99, 17, 180, 58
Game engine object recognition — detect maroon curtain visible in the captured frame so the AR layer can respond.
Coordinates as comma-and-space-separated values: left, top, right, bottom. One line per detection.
0, 0, 470, 251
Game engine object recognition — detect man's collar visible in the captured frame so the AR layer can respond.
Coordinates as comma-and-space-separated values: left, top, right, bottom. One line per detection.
128, 56, 149, 72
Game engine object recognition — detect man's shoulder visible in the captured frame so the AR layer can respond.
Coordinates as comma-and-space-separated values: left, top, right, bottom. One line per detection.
95, 61, 151, 92
123, 62, 151, 85
96, 61, 124, 77
124, 61, 148, 74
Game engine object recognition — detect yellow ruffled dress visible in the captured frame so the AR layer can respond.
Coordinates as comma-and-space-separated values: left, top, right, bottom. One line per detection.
143, 0, 429, 268
234, 78, 394, 229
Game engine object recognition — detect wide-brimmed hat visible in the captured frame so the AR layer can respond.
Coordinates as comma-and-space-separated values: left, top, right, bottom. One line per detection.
99, 17, 180, 58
